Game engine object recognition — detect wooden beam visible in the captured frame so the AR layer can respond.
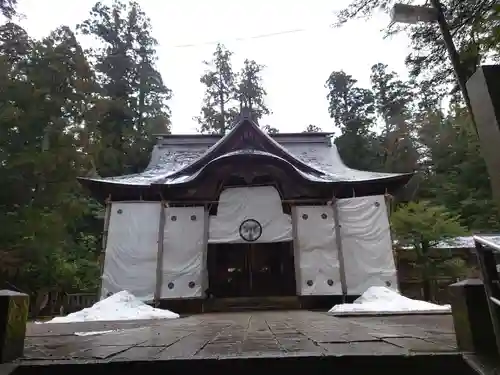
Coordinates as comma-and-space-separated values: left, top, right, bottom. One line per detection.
466, 65, 500, 215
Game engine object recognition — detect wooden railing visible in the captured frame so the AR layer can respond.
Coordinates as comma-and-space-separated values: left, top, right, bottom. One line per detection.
474, 235, 500, 356
63, 293, 98, 314
29, 291, 98, 318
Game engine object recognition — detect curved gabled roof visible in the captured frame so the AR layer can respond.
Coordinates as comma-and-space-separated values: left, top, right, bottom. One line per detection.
78, 111, 413, 193
156, 149, 327, 186
154, 113, 325, 182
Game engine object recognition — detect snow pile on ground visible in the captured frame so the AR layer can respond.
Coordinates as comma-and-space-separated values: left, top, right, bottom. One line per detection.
329, 286, 451, 315
46, 291, 180, 323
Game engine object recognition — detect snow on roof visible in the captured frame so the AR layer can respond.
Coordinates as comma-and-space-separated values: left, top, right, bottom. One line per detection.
78, 113, 412, 187
82, 133, 409, 186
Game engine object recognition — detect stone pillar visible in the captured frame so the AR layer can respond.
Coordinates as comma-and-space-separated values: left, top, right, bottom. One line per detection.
0, 290, 29, 363
466, 65, 500, 214
449, 279, 498, 355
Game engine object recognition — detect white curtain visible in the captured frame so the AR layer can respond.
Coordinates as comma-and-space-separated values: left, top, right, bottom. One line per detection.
294, 206, 342, 295
294, 196, 397, 296
209, 186, 292, 243
101, 194, 397, 300
161, 206, 206, 299
101, 202, 160, 301
338, 196, 398, 294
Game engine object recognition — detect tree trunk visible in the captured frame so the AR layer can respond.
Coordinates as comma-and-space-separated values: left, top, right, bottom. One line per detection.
218, 73, 225, 135
31, 289, 49, 318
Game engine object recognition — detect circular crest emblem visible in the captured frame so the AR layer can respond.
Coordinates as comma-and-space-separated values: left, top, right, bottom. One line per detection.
239, 219, 262, 242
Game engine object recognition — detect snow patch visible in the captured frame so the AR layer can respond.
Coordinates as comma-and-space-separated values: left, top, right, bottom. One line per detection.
45, 291, 180, 323
329, 286, 451, 315
74, 330, 117, 336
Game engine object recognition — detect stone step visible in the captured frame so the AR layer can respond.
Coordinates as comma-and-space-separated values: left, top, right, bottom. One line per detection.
204, 296, 301, 312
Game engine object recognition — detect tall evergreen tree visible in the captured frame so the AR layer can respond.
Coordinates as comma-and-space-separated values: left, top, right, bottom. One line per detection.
325, 70, 381, 170
235, 59, 270, 122
0, 22, 100, 297
418, 105, 500, 231
196, 43, 237, 135
197, 45, 272, 134
370, 63, 418, 173
0, 0, 171, 307
78, 0, 171, 176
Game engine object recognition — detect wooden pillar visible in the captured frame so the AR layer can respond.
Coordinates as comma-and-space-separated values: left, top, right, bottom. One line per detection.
203, 207, 210, 286
449, 279, 498, 356
384, 193, 400, 290
466, 65, 500, 215
98, 198, 112, 300
291, 206, 302, 299
331, 197, 348, 302
0, 290, 29, 363
154, 202, 166, 307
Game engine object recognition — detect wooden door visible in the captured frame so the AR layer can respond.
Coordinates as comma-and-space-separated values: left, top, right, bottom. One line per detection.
248, 243, 284, 296
207, 243, 250, 297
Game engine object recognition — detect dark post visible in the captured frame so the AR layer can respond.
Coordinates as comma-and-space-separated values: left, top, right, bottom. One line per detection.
0, 290, 29, 363
449, 279, 498, 355
474, 239, 500, 356
466, 65, 500, 216
430, 0, 475, 127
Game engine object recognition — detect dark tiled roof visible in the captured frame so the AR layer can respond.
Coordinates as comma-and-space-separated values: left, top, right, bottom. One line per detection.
81, 135, 409, 186
79, 111, 412, 187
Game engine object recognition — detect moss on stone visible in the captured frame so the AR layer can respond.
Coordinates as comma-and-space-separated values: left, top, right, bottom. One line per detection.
0, 292, 29, 363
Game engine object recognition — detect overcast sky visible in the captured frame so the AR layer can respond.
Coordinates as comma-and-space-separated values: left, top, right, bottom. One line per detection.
16, 0, 412, 134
